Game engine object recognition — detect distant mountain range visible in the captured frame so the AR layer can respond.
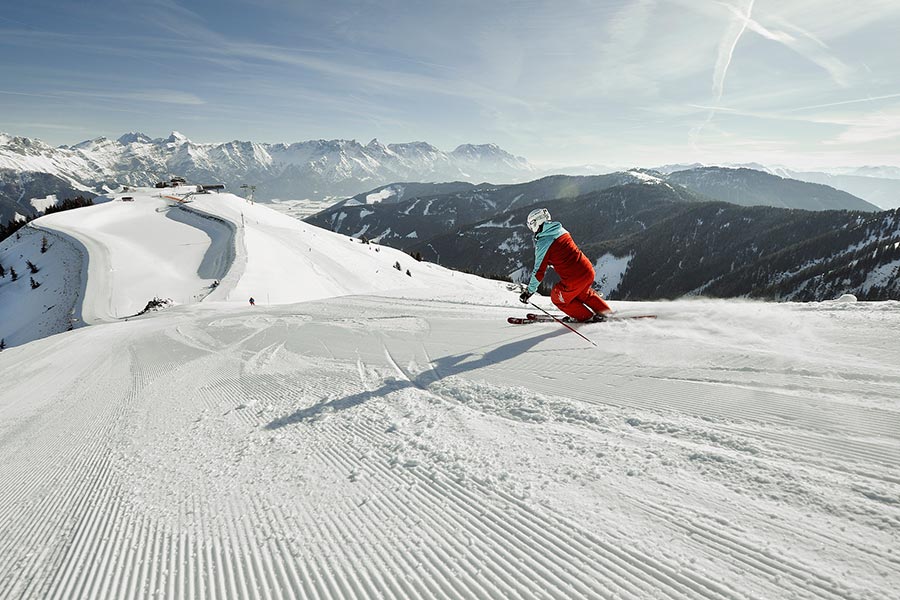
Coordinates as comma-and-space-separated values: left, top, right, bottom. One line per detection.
654, 162, 900, 210
664, 167, 877, 211
773, 170, 900, 211
308, 169, 879, 244
306, 174, 900, 301
0, 131, 538, 223
2, 128, 897, 229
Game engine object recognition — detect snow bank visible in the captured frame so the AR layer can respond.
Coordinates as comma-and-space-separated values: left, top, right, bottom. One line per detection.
835, 293, 859, 303
0, 224, 84, 345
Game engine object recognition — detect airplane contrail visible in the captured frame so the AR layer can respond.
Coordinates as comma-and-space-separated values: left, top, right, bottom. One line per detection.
713, 0, 756, 102
691, 0, 756, 149
786, 92, 900, 112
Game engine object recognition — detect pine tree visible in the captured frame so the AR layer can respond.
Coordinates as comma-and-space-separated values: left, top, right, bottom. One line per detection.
0, 339, 5, 351
30, 277, 41, 289
41, 236, 49, 253
9, 267, 18, 281
26, 260, 39, 274
0, 263, 5, 278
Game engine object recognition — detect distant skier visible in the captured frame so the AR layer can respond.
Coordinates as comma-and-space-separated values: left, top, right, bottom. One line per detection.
518, 208, 612, 322
249, 297, 255, 306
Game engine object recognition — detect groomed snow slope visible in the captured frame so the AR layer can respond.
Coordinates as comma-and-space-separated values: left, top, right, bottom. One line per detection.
0, 293, 898, 599
1, 189, 898, 598
32, 188, 494, 319
1, 188, 503, 346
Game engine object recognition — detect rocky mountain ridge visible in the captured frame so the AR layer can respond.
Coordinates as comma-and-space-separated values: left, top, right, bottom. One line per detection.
0, 131, 538, 223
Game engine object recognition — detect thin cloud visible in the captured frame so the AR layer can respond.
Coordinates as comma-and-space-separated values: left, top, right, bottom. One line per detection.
60, 90, 206, 106
102, 1, 536, 111
757, 21, 853, 87
0, 90, 66, 100
693, 0, 858, 151
207, 40, 533, 110
689, 0, 858, 87
0, 121, 88, 132
822, 106, 900, 145
786, 93, 900, 112
690, 0, 756, 150
712, 0, 755, 102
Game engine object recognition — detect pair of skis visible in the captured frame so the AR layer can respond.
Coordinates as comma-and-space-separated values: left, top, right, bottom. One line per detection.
510, 299, 656, 347
507, 312, 656, 325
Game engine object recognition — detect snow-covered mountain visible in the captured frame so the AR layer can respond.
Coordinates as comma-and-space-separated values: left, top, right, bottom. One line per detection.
716, 163, 900, 210
651, 161, 900, 210
775, 169, 900, 211
829, 165, 900, 180
0, 131, 539, 223
0, 181, 898, 599
665, 166, 879, 212
0, 186, 504, 348
308, 175, 900, 301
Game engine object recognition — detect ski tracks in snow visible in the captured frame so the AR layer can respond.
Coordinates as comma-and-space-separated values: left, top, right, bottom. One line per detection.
0, 298, 898, 599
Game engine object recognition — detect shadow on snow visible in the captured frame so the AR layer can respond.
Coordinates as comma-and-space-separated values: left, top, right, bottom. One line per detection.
265, 328, 566, 429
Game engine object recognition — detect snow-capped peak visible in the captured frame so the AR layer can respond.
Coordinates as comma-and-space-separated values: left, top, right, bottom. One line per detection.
165, 131, 189, 144
452, 143, 503, 157
0, 133, 55, 153
389, 141, 441, 156
72, 136, 112, 151
365, 138, 397, 160
117, 132, 153, 145
451, 143, 535, 173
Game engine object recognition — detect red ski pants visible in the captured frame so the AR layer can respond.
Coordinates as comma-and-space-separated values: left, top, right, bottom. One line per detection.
551, 271, 611, 321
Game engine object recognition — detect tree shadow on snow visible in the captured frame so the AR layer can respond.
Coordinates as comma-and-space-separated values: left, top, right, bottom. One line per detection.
265, 328, 566, 429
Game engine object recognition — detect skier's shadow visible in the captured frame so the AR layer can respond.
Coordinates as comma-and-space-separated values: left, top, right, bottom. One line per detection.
265, 328, 567, 429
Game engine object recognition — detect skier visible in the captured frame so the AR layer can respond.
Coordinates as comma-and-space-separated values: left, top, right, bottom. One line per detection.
518, 208, 612, 322
249, 297, 255, 306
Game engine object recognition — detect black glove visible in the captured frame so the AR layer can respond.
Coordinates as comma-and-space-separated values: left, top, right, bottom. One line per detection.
519, 290, 533, 304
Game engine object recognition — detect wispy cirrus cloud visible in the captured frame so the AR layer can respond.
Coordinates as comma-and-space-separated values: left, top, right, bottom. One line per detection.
818, 105, 900, 145
689, 90, 900, 119
0, 89, 67, 100
690, 0, 756, 148
687, 0, 868, 154
786, 93, 900, 112
59, 89, 206, 106
712, 0, 854, 87
0, 121, 89, 133
712, 0, 756, 102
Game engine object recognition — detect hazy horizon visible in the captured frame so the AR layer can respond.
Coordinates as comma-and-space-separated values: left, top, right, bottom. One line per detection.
2, 0, 899, 170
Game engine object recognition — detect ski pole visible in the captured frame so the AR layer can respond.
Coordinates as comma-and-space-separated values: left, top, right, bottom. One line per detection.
528, 300, 597, 347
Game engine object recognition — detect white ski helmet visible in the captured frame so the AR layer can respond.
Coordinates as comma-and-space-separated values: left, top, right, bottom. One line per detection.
526, 208, 551, 233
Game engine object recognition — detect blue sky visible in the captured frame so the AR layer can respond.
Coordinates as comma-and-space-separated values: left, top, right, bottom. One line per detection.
1, 0, 899, 168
